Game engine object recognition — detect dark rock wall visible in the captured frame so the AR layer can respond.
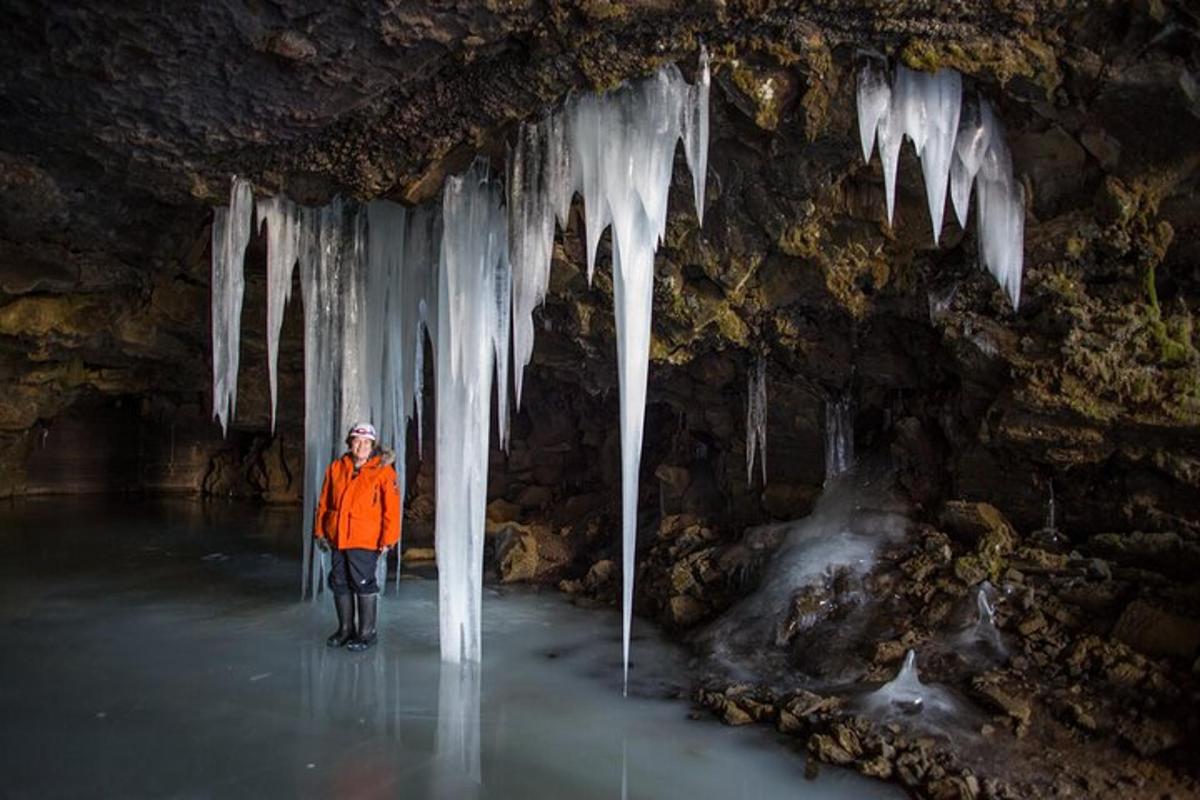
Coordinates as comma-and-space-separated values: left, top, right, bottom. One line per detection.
0, 1, 1196, 548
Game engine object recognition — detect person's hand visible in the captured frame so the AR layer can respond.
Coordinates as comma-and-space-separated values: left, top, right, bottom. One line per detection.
315, 537, 331, 553
377, 545, 390, 555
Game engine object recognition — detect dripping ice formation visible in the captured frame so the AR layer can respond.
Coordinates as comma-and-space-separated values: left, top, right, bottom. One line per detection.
825, 395, 855, 482
255, 196, 301, 432
211, 177, 254, 435
212, 48, 710, 673
436, 159, 509, 664
566, 50, 710, 692
856, 59, 1024, 307
746, 355, 767, 485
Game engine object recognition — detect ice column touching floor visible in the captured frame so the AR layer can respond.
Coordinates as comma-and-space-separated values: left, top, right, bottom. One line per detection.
435, 160, 509, 664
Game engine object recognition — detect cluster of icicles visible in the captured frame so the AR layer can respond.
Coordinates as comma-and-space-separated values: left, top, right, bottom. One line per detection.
210, 51, 710, 686
211, 52, 1027, 689
856, 58, 1025, 308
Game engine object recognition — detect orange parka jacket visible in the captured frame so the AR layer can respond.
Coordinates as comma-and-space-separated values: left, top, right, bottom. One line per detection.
314, 453, 401, 551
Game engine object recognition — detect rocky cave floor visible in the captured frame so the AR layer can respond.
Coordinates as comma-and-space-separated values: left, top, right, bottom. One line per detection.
471, 471, 1200, 800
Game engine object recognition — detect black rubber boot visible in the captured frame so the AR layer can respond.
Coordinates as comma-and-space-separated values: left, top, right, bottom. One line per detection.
346, 594, 378, 652
326, 593, 355, 648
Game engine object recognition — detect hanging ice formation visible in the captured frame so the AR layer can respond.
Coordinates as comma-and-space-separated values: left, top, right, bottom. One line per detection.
251, 193, 442, 600
211, 177, 254, 435
575, 50, 709, 693
435, 159, 510, 664
856, 58, 1024, 308
745, 355, 767, 485
825, 394, 855, 481
212, 48, 710, 672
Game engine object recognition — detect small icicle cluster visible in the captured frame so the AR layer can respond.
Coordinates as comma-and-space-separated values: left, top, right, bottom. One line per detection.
745, 355, 767, 485
857, 59, 1024, 308
210, 177, 254, 435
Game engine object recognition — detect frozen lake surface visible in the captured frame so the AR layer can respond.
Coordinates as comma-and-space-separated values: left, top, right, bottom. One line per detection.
0, 498, 900, 799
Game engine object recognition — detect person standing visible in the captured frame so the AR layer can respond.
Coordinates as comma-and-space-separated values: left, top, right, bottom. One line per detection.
314, 422, 401, 651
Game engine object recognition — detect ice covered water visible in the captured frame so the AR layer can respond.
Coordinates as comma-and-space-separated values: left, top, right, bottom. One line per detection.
435, 159, 509, 664
746, 355, 767, 485
0, 497, 903, 800
211, 177, 254, 435
857, 63, 1023, 307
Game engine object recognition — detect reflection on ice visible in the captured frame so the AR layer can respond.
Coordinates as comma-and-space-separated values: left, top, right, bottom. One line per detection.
434, 662, 482, 798
0, 498, 903, 799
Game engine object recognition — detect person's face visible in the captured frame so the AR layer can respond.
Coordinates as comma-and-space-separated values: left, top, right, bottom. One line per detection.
349, 436, 373, 463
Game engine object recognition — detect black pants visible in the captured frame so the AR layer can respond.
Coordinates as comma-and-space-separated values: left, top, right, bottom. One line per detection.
328, 548, 380, 595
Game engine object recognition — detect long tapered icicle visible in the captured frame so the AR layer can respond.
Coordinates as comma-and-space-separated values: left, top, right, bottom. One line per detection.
436, 159, 509, 664
917, 70, 961, 245
211, 177, 254, 435
256, 196, 301, 432
746, 355, 767, 485
566, 50, 709, 693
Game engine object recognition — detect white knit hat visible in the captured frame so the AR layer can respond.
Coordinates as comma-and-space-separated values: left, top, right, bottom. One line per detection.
347, 422, 377, 442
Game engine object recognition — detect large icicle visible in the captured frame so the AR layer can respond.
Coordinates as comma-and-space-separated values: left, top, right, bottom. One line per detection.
949, 97, 991, 229
297, 200, 369, 600
435, 159, 509, 664
681, 46, 711, 225
567, 52, 709, 693
507, 113, 571, 410
745, 355, 767, 485
917, 70, 961, 245
256, 196, 301, 432
211, 177, 254, 435
974, 104, 1025, 309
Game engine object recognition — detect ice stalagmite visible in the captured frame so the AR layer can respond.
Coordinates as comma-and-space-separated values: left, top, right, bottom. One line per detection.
507, 113, 572, 410
256, 196, 301, 431
436, 159, 509, 663
745, 355, 767, 485
211, 177, 254, 435
858, 63, 1024, 307
566, 50, 709, 692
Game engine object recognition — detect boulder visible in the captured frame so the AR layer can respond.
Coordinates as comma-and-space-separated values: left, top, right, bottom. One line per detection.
1111, 599, 1200, 660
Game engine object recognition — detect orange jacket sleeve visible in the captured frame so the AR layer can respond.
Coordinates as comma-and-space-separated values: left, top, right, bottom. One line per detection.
378, 465, 401, 548
315, 461, 335, 539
